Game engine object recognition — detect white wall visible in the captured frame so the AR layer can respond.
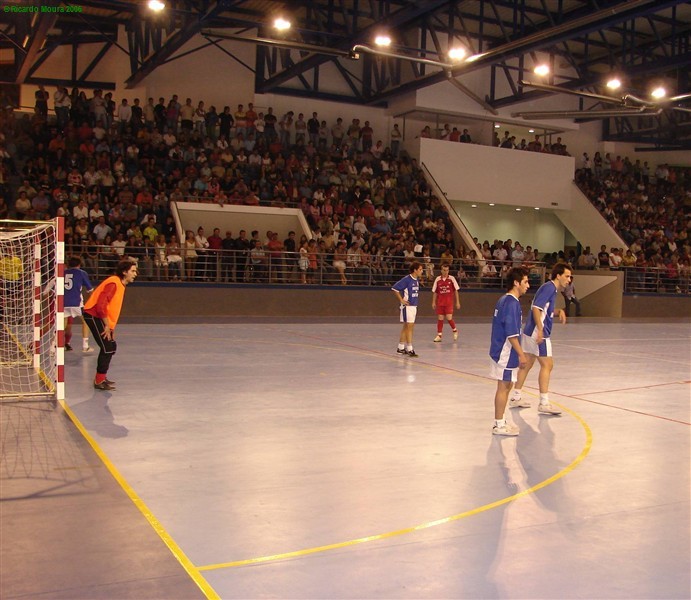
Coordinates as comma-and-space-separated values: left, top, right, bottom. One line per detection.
419, 138, 576, 209
450, 201, 567, 254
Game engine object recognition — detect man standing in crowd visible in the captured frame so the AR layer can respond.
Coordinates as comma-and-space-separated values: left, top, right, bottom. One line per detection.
561, 274, 582, 317
392, 261, 423, 357
82, 260, 138, 391
509, 263, 572, 415
489, 267, 530, 436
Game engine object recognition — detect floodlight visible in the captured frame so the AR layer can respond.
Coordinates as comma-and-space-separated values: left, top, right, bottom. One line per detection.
651, 86, 666, 99
606, 77, 621, 90
274, 17, 291, 31
448, 47, 466, 61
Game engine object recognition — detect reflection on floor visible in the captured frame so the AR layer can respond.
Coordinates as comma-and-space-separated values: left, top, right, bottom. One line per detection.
2, 318, 690, 599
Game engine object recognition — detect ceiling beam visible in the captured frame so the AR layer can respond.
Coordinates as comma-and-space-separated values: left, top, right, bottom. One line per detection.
359, 0, 681, 103
256, 0, 451, 93
124, 1, 222, 88
16, 14, 58, 83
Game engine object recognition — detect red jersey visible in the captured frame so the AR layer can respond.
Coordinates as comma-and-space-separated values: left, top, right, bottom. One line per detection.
432, 275, 460, 298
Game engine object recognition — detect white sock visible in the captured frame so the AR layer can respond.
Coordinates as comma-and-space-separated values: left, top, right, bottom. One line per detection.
510, 388, 522, 400
495, 419, 506, 428
82, 338, 89, 349
406, 344, 413, 351
398, 343, 405, 350
539, 393, 549, 405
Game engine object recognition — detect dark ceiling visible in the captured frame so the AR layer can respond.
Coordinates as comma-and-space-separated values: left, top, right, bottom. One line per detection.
1, 0, 690, 148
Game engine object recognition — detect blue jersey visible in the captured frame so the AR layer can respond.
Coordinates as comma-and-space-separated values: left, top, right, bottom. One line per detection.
391, 274, 420, 307
64, 268, 93, 308
524, 280, 558, 338
489, 293, 523, 368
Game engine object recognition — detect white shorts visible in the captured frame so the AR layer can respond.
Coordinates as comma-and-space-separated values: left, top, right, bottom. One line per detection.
521, 333, 552, 357
489, 359, 517, 382
64, 306, 84, 319
399, 305, 417, 323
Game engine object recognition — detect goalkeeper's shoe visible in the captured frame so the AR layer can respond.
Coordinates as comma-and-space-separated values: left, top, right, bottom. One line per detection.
94, 381, 116, 391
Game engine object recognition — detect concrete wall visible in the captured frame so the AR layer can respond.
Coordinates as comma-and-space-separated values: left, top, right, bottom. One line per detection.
420, 137, 575, 209
121, 272, 688, 321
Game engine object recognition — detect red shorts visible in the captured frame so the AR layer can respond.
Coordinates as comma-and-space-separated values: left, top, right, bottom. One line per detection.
435, 301, 454, 315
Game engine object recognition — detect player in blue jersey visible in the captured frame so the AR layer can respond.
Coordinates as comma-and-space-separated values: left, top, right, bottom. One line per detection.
64, 256, 94, 352
509, 263, 572, 415
489, 267, 530, 436
392, 261, 424, 357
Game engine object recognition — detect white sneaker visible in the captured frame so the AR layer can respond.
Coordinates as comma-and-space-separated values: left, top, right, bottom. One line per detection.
509, 397, 531, 408
453, 329, 459, 341
433, 334, 442, 342
82, 347, 94, 353
538, 403, 562, 415
493, 423, 519, 436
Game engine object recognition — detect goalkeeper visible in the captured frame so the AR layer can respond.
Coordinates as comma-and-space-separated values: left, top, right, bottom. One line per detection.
82, 260, 138, 391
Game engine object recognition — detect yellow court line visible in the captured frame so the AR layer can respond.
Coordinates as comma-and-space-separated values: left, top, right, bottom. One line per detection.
198, 401, 593, 571
57, 399, 220, 600
78, 330, 591, 576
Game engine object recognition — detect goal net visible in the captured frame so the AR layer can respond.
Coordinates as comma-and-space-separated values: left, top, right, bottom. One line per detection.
0, 219, 63, 401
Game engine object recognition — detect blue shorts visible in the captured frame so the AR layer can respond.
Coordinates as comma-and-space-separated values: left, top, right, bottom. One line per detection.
489, 359, 517, 382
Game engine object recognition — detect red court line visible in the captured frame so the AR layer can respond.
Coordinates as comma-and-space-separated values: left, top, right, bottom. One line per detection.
278, 328, 691, 426
577, 380, 689, 396
549, 392, 690, 425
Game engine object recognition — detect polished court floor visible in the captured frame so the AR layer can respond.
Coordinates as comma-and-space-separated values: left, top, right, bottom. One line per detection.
2, 317, 690, 599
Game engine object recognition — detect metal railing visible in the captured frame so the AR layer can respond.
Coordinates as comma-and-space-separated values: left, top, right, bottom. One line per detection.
69, 246, 548, 288
622, 266, 690, 294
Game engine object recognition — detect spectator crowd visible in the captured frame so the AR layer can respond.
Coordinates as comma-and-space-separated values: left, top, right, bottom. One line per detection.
0, 86, 687, 292
575, 151, 690, 292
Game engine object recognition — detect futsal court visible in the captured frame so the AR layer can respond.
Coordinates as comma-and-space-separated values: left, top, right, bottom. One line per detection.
2, 316, 690, 599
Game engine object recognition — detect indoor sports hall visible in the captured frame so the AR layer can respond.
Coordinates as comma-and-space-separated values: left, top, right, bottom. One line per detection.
2, 1, 691, 598
2, 314, 689, 599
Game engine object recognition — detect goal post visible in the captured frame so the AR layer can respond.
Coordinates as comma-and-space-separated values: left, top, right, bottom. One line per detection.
0, 218, 64, 401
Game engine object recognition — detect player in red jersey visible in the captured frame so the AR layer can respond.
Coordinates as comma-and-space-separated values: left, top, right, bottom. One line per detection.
431, 263, 461, 342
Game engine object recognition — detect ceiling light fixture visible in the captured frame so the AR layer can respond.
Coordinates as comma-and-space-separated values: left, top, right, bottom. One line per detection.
651, 86, 667, 99
148, 0, 165, 11
448, 47, 466, 61
374, 35, 392, 47
534, 64, 549, 76
273, 17, 291, 31
606, 77, 622, 90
